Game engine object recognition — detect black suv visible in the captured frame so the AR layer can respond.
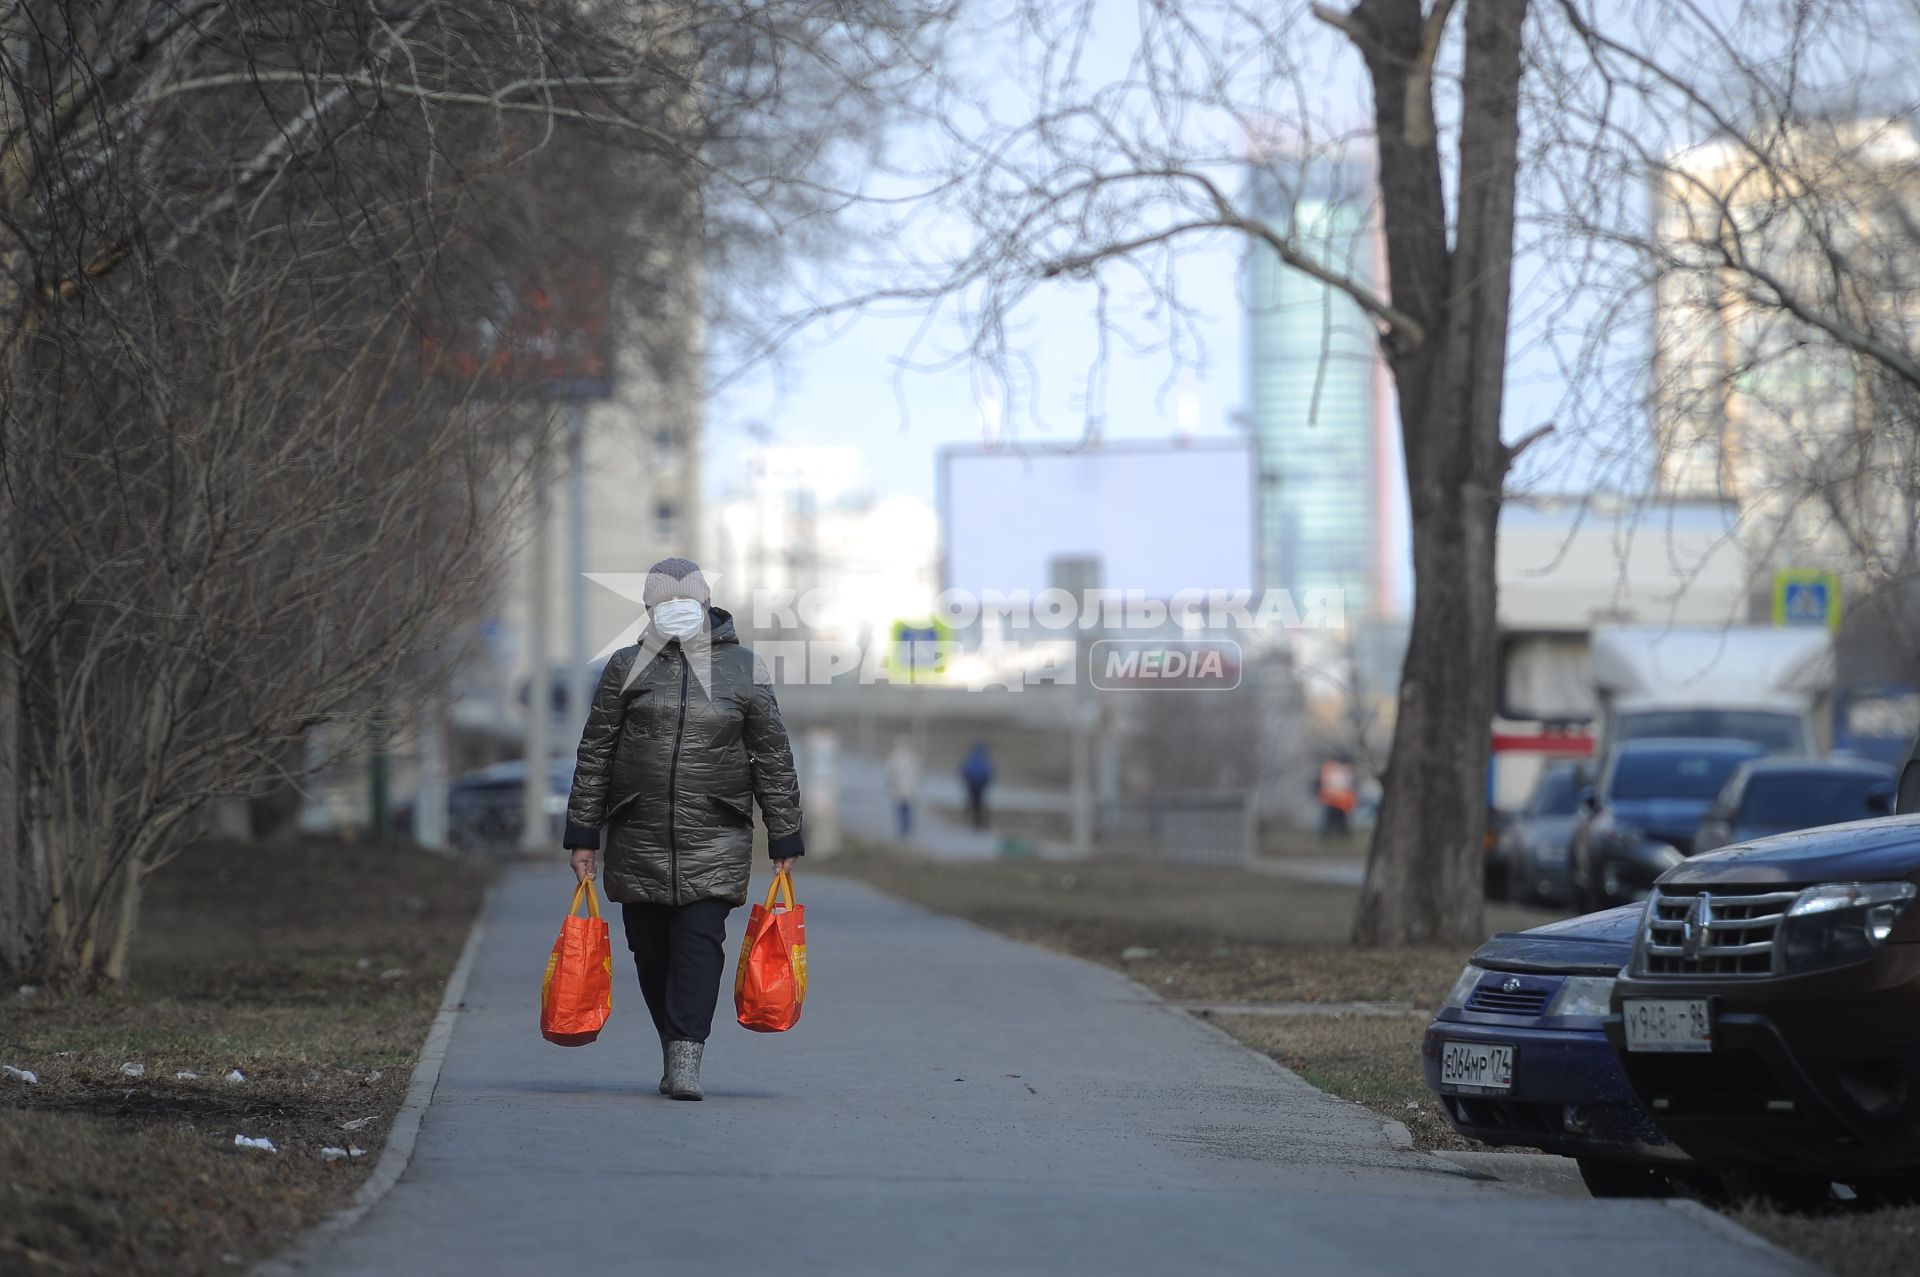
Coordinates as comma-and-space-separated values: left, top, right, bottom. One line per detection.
1608, 816, 1920, 1202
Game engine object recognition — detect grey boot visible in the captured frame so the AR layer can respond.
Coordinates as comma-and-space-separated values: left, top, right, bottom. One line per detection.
664, 1039, 704, 1101
657, 1031, 670, 1095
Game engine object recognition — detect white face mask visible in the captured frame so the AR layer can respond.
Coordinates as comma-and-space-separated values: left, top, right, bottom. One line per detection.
651, 598, 705, 641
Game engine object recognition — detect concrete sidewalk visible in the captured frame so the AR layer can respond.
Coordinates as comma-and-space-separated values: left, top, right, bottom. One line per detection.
276, 867, 1806, 1277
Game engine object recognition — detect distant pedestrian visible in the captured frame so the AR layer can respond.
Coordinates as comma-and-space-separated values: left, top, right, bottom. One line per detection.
886, 737, 920, 839
960, 741, 995, 830
1317, 756, 1357, 840
562, 557, 805, 1102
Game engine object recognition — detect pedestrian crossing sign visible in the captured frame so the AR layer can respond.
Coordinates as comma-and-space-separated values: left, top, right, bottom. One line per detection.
1772, 569, 1841, 630
887, 617, 954, 680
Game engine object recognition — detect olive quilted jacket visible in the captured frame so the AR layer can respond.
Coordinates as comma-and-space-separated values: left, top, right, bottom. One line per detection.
562, 607, 804, 906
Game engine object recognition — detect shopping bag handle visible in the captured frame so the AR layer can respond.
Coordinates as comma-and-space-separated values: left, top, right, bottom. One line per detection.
568, 876, 603, 921
762, 868, 797, 912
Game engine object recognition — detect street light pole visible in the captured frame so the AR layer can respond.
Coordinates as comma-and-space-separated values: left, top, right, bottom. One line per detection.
521, 449, 552, 853
566, 402, 590, 738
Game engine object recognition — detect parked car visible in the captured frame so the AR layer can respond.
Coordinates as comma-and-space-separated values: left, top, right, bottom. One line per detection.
1694, 757, 1894, 853
446, 756, 576, 851
1568, 738, 1766, 909
1495, 760, 1585, 905
1609, 815, 1920, 1205
1898, 728, 1920, 814
1423, 904, 1695, 1197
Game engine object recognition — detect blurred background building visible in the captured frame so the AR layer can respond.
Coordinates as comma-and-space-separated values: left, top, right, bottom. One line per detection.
1243, 147, 1408, 745
712, 444, 939, 644
1243, 149, 1396, 622
1652, 116, 1920, 593
490, 280, 706, 721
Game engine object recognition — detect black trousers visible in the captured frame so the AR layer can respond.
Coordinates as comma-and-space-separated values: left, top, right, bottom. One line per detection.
621, 898, 735, 1044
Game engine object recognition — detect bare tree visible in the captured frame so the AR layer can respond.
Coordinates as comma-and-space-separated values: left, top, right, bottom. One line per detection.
0, 0, 951, 984
1533, 3, 1920, 643
897, 0, 1920, 945
911, 0, 1529, 944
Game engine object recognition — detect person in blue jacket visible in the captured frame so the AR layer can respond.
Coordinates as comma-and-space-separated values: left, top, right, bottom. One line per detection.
959, 742, 994, 830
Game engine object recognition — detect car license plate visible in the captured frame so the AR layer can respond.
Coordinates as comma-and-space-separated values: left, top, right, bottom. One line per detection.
1622, 998, 1713, 1053
1440, 1041, 1514, 1093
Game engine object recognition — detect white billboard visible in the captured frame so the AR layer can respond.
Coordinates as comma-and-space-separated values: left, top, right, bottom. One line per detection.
940, 440, 1257, 598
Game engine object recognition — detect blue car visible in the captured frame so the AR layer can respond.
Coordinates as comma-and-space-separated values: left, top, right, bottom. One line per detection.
1568, 738, 1767, 909
1692, 756, 1894, 853
1423, 903, 1700, 1197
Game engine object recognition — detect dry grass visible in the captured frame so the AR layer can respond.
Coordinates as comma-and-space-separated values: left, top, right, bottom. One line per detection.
1737, 1205, 1920, 1276
0, 836, 488, 1275
825, 844, 1553, 1007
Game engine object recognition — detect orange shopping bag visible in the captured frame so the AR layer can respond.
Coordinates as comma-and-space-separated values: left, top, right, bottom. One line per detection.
734, 869, 807, 1032
541, 877, 613, 1046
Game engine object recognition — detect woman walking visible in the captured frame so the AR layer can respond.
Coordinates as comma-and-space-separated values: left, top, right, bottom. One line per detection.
563, 557, 804, 1100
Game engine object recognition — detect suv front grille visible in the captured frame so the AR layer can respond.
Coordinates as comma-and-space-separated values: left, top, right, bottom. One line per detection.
1640, 888, 1798, 976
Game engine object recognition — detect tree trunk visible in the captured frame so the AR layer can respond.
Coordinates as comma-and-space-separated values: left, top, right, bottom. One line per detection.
1353, 456, 1501, 944
103, 860, 144, 985
0, 574, 26, 977
1350, 0, 1528, 945
0, 314, 38, 980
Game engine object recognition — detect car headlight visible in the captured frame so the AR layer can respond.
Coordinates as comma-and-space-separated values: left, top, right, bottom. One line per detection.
1442, 965, 1483, 1009
1779, 882, 1917, 974
1544, 975, 1616, 1018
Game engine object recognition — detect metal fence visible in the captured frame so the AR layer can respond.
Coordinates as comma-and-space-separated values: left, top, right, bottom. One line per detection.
1097, 792, 1256, 868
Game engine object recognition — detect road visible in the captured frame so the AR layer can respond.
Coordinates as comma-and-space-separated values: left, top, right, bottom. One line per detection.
273, 868, 1807, 1277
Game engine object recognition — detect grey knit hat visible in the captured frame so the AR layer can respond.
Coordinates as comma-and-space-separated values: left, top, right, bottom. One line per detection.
642, 556, 711, 607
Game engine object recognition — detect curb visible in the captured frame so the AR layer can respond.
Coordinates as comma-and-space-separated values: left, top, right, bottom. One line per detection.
253, 882, 493, 1276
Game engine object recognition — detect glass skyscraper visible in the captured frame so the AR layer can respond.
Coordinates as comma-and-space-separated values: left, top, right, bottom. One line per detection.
1244, 154, 1388, 620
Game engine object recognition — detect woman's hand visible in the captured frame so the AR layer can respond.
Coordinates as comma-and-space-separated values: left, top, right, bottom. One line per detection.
569, 848, 595, 883
772, 857, 797, 877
